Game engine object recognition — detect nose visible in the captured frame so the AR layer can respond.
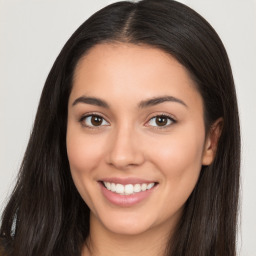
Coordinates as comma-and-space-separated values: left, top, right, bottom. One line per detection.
105, 124, 145, 170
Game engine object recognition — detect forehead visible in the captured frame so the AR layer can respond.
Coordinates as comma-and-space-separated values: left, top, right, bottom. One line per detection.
70, 43, 203, 111
74, 42, 192, 85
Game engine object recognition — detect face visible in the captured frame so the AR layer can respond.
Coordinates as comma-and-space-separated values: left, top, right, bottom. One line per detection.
66, 43, 215, 236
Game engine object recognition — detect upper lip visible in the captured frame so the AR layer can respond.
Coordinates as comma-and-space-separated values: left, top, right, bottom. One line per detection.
100, 177, 157, 185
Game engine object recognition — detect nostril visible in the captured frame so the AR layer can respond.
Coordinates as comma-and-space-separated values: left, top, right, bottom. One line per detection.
106, 153, 145, 169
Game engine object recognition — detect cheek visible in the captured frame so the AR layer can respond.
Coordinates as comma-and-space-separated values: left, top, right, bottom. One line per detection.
151, 130, 204, 171
148, 124, 205, 202
67, 135, 100, 173
66, 125, 105, 201
66, 121, 107, 175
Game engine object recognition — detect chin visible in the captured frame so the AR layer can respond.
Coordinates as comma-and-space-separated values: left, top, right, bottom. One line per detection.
105, 221, 153, 236
93, 210, 157, 236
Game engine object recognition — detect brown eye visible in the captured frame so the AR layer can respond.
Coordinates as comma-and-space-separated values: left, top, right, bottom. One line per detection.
156, 116, 168, 126
148, 115, 174, 127
91, 115, 103, 126
82, 115, 109, 127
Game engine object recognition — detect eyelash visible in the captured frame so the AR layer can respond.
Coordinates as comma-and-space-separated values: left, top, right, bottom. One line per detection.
145, 114, 176, 129
79, 113, 110, 129
79, 113, 176, 129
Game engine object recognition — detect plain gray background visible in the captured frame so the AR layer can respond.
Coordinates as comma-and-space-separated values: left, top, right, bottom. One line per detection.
0, 0, 255, 255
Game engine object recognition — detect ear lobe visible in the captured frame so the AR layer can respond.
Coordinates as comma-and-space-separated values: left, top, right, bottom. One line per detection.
202, 118, 223, 166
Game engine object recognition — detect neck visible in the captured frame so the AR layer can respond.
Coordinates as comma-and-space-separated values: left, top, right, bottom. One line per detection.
82, 213, 178, 256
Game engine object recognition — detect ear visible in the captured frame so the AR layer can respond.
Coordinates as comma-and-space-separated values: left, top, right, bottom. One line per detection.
202, 118, 223, 166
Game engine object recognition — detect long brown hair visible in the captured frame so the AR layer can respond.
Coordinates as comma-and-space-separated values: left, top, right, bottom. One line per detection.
0, 1, 240, 255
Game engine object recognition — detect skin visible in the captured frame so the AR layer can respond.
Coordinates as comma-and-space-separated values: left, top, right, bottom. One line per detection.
66, 43, 221, 256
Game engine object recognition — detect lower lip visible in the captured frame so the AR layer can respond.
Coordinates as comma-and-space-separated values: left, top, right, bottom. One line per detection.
99, 182, 157, 207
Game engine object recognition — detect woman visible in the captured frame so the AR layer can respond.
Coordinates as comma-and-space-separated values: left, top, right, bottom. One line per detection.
0, 0, 240, 255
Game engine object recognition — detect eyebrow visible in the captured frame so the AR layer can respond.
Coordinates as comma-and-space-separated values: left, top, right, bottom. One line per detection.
138, 96, 188, 108
72, 95, 187, 108
72, 96, 109, 108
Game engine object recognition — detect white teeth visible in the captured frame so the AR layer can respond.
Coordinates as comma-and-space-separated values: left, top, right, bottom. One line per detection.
141, 183, 147, 191
105, 182, 111, 190
124, 184, 133, 195
147, 183, 154, 189
115, 184, 124, 194
134, 184, 141, 193
103, 182, 156, 195
110, 183, 116, 192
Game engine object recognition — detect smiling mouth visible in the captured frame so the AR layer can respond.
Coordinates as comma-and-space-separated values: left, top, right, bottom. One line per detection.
101, 181, 158, 195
